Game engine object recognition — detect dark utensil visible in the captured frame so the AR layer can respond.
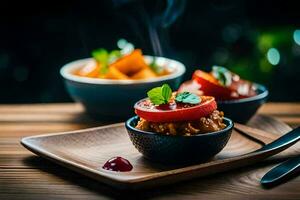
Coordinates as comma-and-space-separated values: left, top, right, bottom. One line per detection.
261, 155, 300, 187
254, 126, 300, 154
233, 123, 300, 187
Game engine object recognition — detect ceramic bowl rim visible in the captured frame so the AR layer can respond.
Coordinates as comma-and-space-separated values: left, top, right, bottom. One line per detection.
125, 115, 233, 138
217, 83, 269, 104
60, 56, 186, 85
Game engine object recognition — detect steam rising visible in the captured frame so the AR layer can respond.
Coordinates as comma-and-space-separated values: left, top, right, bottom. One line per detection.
113, 0, 186, 56
161, 0, 186, 28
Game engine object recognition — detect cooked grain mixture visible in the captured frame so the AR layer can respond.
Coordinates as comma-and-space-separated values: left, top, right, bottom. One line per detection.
135, 110, 226, 136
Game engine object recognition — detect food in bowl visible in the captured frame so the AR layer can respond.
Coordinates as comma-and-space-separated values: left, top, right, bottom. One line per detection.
125, 85, 233, 163
178, 66, 268, 123
74, 39, 170, 80
60, 53, 185, 120
134, 84, 227, 136
179, 66, 257, 100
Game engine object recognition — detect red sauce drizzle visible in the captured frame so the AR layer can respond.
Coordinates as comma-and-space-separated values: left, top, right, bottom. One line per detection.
102, 157, 133, 172
139, 100, 197, 111
156, 102, 196, 110
156, 102, 177, 110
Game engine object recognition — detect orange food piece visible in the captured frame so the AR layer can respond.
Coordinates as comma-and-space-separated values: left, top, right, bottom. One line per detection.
157, 69, 170, 76
192, 70, 233, 100
131, 67, 157, 79
105, 66, 130, 80
75, 60, 100, 78
193, 70, 219, 84
109, 49, 148, 76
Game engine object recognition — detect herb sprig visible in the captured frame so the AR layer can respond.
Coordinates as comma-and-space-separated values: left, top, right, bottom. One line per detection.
147, 84, 172, 105
92, 49, 121, 74
211, 66, 232, 86
92, 39, 134, 75
175, 92, 201, 104
147, 84, 201, 106
149, 58, 162, 74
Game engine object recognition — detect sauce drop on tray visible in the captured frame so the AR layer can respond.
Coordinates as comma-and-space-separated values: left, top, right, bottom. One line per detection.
102, 157, 133, 172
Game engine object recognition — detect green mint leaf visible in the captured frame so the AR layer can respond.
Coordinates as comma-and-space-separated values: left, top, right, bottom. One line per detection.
92, 48, 108, 64
161, 84, 172, 103
175, 92, 201, 104
147, 84, 173, 105
211, 66, 232, 86
147, 87, 165, 105
108, 50, 121, 64
92, 48, 109, 74
92, 49, 122, 75
149, 58, 161, 74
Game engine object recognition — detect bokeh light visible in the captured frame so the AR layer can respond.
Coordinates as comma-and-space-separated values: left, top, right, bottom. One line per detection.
267, 48, 280, 65
293, 30, 300, 45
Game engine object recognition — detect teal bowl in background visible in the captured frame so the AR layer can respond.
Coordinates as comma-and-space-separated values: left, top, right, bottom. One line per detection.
217, 83, 268, 123
60, 56, 185, 121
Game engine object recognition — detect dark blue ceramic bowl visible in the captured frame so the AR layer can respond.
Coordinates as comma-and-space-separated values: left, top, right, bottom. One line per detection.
60, 56, 185, 121
125, 116, 233, 164
217, 83, 268, 123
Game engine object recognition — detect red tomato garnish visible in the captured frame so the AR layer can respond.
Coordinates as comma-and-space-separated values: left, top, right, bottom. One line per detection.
134, 96, 217, 122
178, 80, 203, 96
192, 70, 234, 100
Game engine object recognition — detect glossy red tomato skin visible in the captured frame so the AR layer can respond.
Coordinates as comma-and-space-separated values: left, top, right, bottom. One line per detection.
178, 80, 203, 96
134, 96, 217, 122
192, 70, 234, 100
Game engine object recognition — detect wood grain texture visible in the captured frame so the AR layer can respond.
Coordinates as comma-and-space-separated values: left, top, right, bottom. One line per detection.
20, 118, 300, 190
0, 103, 300, 199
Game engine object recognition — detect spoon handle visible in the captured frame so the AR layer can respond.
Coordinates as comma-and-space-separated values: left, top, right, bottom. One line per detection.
255, 126, 300, 154
261, 155, 300, 187
202, 127, 300, 176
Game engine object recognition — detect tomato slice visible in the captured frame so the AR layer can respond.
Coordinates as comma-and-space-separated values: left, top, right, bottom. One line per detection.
178, 80, 203, 96
134, 96, 217, 122
192, 70, 234, 100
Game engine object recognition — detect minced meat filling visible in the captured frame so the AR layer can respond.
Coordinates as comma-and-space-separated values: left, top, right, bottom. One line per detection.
135, 110, 226, 136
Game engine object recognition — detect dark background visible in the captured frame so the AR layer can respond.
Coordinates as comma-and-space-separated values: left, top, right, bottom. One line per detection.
1, 0, 300, 103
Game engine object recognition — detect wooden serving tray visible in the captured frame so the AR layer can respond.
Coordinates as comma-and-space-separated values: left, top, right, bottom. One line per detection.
21, 115, 300, 190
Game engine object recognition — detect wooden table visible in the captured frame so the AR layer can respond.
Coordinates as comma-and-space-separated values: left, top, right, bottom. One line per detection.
0, 103, 299, 200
